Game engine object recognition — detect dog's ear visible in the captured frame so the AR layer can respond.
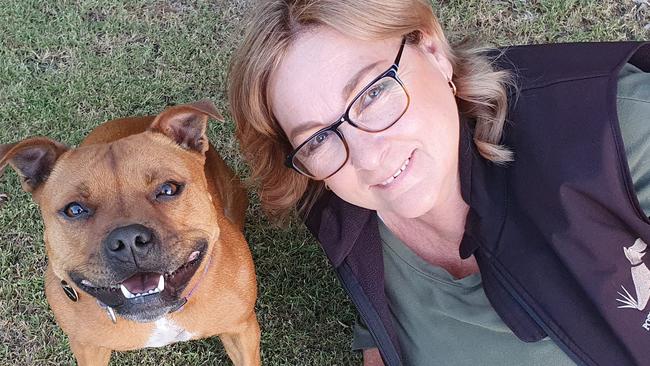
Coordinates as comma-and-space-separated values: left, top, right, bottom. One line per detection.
148, 99, 224, 155
0, 137, 69, 193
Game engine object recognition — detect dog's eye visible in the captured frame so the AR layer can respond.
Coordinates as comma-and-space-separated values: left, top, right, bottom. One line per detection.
63, 202, 88, 218
156, 182, 183, 199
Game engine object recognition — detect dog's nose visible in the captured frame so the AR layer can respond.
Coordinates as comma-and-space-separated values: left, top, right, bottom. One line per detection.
104, 224, 154, 263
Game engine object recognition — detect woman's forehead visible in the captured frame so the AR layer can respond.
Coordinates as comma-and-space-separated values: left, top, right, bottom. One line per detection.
269, 28, 396, 134
273, 28, 395, 90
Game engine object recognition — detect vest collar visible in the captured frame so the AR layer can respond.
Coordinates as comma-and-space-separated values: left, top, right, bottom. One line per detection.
458, 118, 508, 259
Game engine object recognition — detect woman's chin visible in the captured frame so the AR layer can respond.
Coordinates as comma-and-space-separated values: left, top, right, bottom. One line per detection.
378, 191, 438, 219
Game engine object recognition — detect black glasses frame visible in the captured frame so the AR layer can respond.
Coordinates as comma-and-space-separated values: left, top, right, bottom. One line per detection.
285, 37, 410, 179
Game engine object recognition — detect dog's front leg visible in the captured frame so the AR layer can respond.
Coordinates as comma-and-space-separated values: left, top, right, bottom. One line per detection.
219, 315, 261, 366
69, 340, 112, 366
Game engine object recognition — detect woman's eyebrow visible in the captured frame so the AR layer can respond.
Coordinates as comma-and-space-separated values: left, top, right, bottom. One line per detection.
342, 61, 383, 101
288, 60, 384, 142
289, 120, 323, 142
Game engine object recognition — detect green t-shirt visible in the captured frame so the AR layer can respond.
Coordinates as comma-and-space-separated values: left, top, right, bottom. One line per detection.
352, 63, 650, 365
618, 63, 650, 212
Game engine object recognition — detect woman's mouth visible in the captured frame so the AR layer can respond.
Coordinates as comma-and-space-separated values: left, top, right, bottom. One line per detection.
379, 152, 412, 187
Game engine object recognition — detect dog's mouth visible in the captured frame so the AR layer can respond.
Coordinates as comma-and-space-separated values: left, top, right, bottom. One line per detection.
117, 272, 166, 299
71, 245, 206, 321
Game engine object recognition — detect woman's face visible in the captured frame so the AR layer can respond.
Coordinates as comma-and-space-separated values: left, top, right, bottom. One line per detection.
269, 27, 461, 219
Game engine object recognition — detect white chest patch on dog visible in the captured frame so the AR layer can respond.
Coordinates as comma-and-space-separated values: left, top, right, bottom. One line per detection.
145, 317, 194, 348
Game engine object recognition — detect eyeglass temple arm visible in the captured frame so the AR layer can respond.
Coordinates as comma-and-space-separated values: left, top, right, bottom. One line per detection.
393, 37, 407, 66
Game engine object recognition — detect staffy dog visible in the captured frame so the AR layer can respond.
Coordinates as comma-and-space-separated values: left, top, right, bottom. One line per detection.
0, 100, 260, 365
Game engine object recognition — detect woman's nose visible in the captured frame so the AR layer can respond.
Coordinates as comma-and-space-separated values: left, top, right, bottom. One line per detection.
342, 125, 386, 171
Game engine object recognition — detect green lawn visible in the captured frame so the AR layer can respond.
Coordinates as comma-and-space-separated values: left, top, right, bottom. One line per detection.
0, 0, 647, 365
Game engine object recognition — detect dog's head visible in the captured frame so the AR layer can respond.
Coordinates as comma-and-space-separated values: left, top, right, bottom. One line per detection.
1, 100, 225, 322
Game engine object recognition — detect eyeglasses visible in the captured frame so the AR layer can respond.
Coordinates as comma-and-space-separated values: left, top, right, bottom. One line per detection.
285, 38, 410, 180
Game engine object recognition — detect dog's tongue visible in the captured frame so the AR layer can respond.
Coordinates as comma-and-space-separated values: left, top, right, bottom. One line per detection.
122, 272, 160, 294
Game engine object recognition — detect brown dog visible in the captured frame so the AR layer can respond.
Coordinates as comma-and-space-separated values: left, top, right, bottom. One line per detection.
0, 100, 260, 365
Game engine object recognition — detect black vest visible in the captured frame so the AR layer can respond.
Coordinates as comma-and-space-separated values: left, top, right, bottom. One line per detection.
305, 42, 650, 366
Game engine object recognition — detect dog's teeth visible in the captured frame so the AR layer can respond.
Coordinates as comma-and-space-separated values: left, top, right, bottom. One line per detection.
120, 284, 135, 299
156, 275, 165, 292
188, 251, 200, 262
81, 280, 94, 287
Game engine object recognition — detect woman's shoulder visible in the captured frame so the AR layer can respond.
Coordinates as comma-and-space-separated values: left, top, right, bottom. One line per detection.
493, 42, 646, 90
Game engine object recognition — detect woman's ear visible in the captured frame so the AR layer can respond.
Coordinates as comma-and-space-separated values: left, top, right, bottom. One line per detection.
417, 33, 454, 81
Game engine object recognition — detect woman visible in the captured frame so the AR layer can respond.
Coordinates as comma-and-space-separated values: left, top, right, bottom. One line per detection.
229, 0, 650, 365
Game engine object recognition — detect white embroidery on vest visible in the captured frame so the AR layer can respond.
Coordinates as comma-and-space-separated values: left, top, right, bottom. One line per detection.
617, 238, 650, 331
643, 312, 650, 331
618, 238, 650, 311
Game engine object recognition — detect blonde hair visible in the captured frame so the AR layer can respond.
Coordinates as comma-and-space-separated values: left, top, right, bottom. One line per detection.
229, 0, 513, 223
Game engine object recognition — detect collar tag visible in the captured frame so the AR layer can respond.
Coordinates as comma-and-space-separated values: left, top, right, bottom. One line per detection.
60, 280, 79, 302
105, 306, 117, 324
96, 300, 117, 324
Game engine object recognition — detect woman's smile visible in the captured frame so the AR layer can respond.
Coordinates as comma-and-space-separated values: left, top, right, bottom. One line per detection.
374, 150, 413, 188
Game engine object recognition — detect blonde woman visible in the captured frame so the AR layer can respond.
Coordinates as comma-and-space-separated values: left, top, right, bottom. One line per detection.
229, 1, 650, 365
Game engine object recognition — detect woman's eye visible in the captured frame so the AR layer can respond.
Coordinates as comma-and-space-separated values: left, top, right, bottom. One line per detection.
368, 85, 383, 98
313, 132, 329, 145
156, 182, 182, 199
63, 202, 88, 218
306, 131, 331, 153
362, 84, 385, 106
297, 130, 333, 159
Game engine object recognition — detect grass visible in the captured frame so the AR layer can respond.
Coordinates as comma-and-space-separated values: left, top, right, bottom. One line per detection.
0, 0, 647, 365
